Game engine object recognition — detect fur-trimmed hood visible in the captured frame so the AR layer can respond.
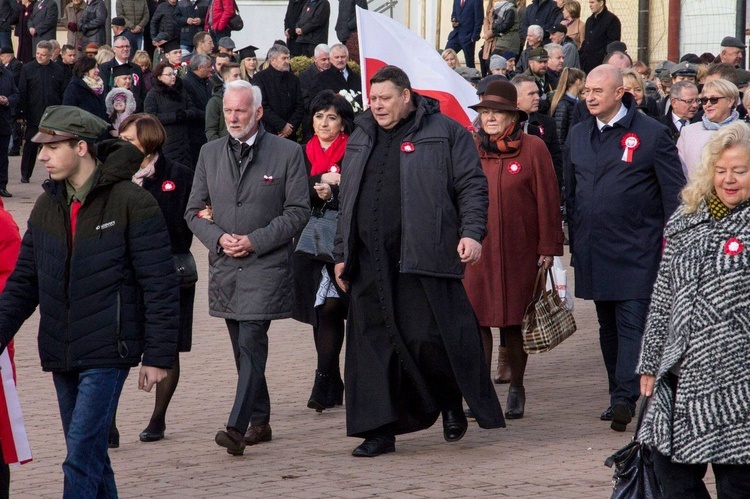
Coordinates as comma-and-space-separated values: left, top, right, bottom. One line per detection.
105, 87, 137, 116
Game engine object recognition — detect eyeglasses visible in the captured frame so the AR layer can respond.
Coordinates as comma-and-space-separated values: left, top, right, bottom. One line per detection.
674, 97, 698, 106
114, 45, 130, 49
698, 96, 727, 106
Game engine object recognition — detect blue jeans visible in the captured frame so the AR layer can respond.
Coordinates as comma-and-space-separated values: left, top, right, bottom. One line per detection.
53, 368, 129, 499
0, 32, 11, 51
133, 33, 143, 50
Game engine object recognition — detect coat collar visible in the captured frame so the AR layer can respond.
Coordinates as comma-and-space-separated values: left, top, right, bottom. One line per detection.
354, 92, 440, 139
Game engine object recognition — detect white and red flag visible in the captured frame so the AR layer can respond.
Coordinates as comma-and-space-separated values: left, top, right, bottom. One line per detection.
0, 342, 32, 466
356, 7, 479, 128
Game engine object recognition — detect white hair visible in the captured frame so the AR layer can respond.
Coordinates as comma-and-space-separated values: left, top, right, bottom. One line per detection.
224, 80, 262, 112
314, 44, 330, 58
544, 43, 563, 55
330, 43, 349, 57
528, 25, 543, 38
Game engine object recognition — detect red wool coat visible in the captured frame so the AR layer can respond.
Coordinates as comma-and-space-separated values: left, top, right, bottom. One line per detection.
463, 132, 564, 327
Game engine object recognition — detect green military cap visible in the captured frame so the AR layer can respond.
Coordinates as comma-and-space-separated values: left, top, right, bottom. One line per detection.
32, 106, 109, 144
670, 61, 698, 77
528, 47, 549, 61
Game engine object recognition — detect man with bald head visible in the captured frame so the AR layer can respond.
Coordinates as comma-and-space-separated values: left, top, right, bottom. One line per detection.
564, 64, 685, 433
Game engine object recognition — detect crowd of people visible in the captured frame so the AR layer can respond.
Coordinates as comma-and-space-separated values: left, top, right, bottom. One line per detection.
0, 0, 748, 497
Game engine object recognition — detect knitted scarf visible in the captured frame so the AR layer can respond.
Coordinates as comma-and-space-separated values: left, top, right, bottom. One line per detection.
306, 133, 348, 176
479, 121, 522, 154
83, 75, 104, 95
132, 153, 159, 187
701, 110, 739, 131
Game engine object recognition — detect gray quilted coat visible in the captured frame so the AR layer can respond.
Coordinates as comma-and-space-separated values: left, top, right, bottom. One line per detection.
637, 202, 750, 464
185, 125, 310, 320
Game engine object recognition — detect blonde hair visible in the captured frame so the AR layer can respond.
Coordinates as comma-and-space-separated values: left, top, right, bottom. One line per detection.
681, 121, 750, 213
621, 69, 645, 93
442, 48, 460, 67
132, 50, 152, 71
701, 78, 740, 107
95, 49, 114, 66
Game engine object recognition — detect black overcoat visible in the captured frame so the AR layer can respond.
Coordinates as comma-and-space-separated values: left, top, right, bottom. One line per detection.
144, 77, 196, 167
62, 77, 108, 122
295, 0, 329, 47
0, 67, 19, 136
310, 66, 362, 107
579, 6, 621, 73
17, 60, 65, 126
564, 94, 686, 301
252, 66, 305, 136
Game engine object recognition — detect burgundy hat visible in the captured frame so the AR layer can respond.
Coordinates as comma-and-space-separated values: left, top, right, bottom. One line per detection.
469, 80, 528, 121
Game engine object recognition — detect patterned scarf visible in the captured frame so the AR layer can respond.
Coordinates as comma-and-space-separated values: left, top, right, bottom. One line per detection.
707, 193, 750, 220
479, 121, 522, 154
82, 75, 104, 95
132, 153, 159, 187
701, 110, 739, 131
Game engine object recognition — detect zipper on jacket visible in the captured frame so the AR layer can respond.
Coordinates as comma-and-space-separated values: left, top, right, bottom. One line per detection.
60, 203, 73, 371
116, 291, 128, 358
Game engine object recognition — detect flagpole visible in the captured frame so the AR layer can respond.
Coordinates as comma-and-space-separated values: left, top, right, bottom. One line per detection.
420, 0, 427, 39
356, 6, 369, 110
435, 0, 443, 50
405, 0, 411, 29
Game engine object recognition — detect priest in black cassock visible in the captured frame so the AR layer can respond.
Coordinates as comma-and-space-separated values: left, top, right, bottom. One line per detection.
333, 65, 504, 458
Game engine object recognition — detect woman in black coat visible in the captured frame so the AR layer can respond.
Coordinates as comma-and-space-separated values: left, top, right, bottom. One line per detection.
117, 113, 195, 443
291, 91, 353, 411
144, 63, 195, 168
550, 67, 585, 149
62, 56, 108, 122
14, 0, 35, 63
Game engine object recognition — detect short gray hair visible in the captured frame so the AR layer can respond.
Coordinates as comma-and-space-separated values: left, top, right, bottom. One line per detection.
36, 40, 53, 52
330, 43, 348, 57
528, 25, 543, 38
314, 44, 330, 58
544, 43, 563, 55
670, 80, 698, 99
113, 36, 130, 47
224, 80, 262, 112
267, 44, 290, 61
190, 53, 212, 71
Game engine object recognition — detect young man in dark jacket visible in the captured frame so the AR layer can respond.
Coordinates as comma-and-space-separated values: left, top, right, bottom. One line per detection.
0, 106, 179, 497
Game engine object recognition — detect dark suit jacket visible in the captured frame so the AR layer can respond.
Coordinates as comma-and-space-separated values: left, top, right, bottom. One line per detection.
447, 0, 483, 46
564, 93, 686, 301
28, 0, 59, 46
252, 66, 305, 136
0, 67, 19, 135
527, 111, 562, 189
658, 110, 702, 143
310, 66, 362, 107
299, 63, 324, 109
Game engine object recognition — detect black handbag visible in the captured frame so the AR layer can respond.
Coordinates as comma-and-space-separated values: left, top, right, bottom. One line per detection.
295, 207, 337, 263
228, 1, 244, 31
605, 398, 663, 499
174, 253, 198, 288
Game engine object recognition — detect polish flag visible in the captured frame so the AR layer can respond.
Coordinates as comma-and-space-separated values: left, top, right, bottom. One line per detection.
0, 343, 32, 466
356, 7, 479, 128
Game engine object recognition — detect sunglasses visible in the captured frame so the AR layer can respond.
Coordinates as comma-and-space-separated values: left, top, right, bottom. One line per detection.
697, 96, 727, 106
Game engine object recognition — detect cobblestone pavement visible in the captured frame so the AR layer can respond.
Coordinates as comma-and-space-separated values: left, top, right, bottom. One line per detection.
1, 159, 714, 498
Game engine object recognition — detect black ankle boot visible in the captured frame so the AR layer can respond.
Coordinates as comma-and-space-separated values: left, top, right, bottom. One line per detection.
307, 371, 335, 412
505, 386, 526, 419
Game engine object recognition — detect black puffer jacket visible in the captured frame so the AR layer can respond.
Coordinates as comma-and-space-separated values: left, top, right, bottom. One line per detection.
334, 94, 488, 279
150, 0, 179, 44
144, 77, 196, 167
553, 93, 576, 149
0, 141, 179, 372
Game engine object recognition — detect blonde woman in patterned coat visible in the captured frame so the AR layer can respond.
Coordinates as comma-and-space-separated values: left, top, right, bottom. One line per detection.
638, 121, 750, 498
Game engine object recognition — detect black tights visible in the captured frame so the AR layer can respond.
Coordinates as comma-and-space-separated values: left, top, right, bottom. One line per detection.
479, 326, 527, 387
314, 298, 346, 376
110, 355, 181, 434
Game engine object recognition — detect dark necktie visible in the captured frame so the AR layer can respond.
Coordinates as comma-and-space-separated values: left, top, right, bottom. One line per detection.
678, 119, 687, 131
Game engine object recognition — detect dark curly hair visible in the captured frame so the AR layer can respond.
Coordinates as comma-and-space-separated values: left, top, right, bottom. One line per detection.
73, 55, 97, 78
308, 90, 355, 135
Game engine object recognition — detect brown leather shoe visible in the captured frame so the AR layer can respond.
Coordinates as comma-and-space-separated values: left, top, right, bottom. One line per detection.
215, 427, 245, 456
244, 424, 272, 445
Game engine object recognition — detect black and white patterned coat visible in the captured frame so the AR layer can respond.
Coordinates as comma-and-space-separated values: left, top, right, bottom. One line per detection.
637, 202, 750, 464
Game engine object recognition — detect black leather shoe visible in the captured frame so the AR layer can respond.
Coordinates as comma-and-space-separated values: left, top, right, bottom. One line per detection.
0, 189, 11, 197
351, 435, 395, 457
139, 420, 166, 442
610, 403, 633, 432
442, 409, 468, 442
504, 386, 526, 420
215, 427, 245, 456
20, 177, 29, 184
463, 408, 475, 419
108, 426, 120, 449
7, 150, 19, 157
600, 406, 613, 421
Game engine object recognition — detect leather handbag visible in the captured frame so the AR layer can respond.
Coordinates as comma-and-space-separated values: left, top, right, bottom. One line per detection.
522, 266, 577, 354
174, 253, 198, 288
605, 398, 663, 498
228, 1, 244, 31
295, 207, 338, 263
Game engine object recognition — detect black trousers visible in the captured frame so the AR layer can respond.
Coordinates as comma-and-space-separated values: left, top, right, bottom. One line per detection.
594, 299, 650, 412
225, 319, 271, 432
0, 134, 9, 189
653, 451, 750, 498
20, 125, 39, 181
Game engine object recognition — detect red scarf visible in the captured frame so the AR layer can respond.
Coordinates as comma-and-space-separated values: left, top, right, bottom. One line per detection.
306, 133, 348, 176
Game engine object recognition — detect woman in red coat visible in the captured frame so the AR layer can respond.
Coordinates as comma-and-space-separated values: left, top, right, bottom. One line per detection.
463, 80, 564, 419
206, 0, 234, 42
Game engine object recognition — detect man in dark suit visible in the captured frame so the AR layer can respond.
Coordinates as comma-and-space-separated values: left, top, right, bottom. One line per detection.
28, 0, 59, 48
0, 64, 18, 197
310, 43, 361, 107
99, 36, 146, 110
445, 0, 483, 69
299, 43, 330, 108
512, 74, 563, 190
658, 80, 701, 143
579, 0, 621, 73
564, 65, 685, 433
0, 47, 22, 156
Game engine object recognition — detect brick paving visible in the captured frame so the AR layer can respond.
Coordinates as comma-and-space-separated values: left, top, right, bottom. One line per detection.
1, 158, 714, 498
